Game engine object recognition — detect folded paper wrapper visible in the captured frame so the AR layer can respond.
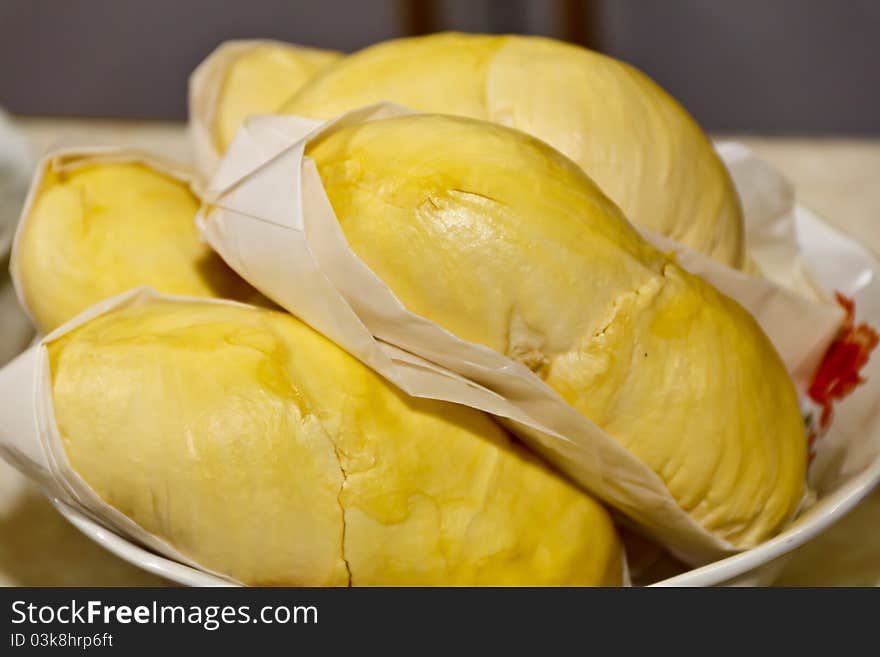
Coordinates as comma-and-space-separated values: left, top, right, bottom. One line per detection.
0, 103, 877, 583
188, 39, 309, 180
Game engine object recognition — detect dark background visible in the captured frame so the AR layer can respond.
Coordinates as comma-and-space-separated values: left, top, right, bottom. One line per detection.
1, 0, 878, 134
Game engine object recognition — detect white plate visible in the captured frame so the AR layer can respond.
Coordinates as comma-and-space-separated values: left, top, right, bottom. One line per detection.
37, 190, 880, 586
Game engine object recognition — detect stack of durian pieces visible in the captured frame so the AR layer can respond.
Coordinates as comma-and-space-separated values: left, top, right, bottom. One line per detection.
10, 33, 807, 586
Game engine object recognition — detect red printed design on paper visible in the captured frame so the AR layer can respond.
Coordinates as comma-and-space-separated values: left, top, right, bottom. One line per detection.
807, 293, 879, 434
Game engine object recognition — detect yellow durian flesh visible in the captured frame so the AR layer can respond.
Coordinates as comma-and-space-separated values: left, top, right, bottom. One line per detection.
213, 43, 341, 154
306, 114, 806, 547
15, 161, 263, 333
48, 297, 623, 586
284, 32, 744, 267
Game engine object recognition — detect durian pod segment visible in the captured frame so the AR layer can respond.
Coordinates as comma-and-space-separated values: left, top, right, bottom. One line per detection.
304, 113, 806, 548
11, 149, 263, 334
283, 32, 744, 268
46, 292, 624, 586
189, 40, 341, 176
199, 108, 842, 563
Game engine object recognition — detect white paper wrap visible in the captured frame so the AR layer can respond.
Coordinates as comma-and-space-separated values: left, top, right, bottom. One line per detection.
189, 40, 271, 178
8, 147, 205, 329
196, 104, 850, 564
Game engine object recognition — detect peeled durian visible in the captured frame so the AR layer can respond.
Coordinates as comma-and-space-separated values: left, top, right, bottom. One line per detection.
305, 114, 806, 547
212, 42, 341, 154
48, 296, 623, 586
189, 40, 341, 173
13, 155, 265, 333
283, 33, 744, 267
